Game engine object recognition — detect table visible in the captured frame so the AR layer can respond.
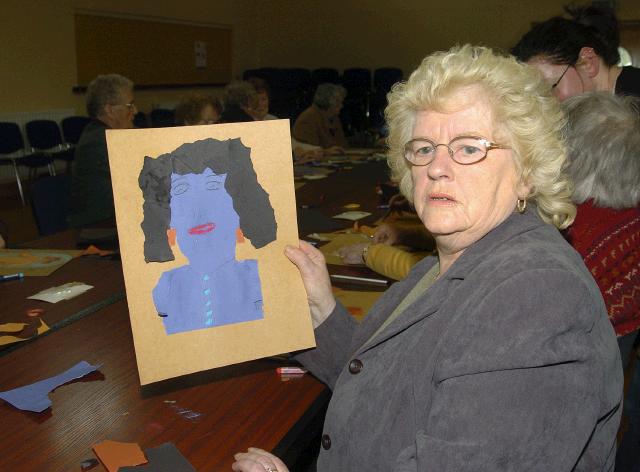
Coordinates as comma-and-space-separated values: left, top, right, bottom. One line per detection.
0, 159, 392, 471
0, 299, 328, 470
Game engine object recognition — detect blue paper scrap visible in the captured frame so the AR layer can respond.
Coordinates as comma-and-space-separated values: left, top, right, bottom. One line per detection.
0, 360, 100, 412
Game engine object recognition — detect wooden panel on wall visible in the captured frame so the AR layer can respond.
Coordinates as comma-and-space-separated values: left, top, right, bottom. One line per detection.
75, 13, 232, 87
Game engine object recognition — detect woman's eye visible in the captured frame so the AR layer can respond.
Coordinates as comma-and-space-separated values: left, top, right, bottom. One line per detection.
172, 183, 189, 195
460, 145, 482, 155
416, 145, 434, 155
206, 181, 222, 190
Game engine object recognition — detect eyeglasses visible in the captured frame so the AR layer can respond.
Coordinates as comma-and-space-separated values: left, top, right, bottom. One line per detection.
114, 101, 136, 111
403, 136, 508, 166
551, 64, 573, 89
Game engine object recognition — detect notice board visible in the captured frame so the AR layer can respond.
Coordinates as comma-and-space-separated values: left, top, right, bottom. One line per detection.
75, 13, 232, 87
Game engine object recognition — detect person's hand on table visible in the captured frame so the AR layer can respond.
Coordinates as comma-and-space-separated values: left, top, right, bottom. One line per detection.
372, 223, 402, 245
338, 242, 370, 265
285, 240, 336, 328
232, 448, 289, 472
324, 145, 345, 156
294, 147, 324, 164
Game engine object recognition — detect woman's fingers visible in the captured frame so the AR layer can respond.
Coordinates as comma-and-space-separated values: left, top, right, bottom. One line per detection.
232, 448, 290, 472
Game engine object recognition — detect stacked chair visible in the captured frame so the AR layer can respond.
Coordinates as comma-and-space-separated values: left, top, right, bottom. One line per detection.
0, 121, 55, 205
25, 119, 74, 173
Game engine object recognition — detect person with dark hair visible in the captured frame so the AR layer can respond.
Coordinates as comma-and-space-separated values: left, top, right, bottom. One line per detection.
562, 92, 640, 472
174, 93, 222, 125
293, 83, 347, 154
69, 73, 135, 228
220, 81, 258, 123
138, 138, 277, 334
511, 16, 640, 101
564, 3, 621, 64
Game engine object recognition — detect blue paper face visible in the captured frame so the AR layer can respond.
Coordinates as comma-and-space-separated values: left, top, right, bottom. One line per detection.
169, 169, 238, 263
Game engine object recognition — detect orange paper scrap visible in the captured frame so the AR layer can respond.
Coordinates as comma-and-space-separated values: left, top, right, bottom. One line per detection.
92, 440, 147, 472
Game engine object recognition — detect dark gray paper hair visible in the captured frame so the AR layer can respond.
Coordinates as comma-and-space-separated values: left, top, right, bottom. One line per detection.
138, 137, 277, 262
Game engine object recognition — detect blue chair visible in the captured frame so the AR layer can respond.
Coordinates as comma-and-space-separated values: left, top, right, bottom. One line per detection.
61, 116, 90, 145
30, 174, 72, 236
0, 122, 54, 205
25, 119, 74, 172
149, 109, 175, 128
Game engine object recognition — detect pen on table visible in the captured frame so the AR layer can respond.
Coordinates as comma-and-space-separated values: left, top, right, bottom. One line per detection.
330, 274, 388, 285
0, 272, 24, 283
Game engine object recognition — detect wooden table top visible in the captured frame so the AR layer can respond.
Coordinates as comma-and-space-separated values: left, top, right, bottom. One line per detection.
0, 159, 393, 470
0, 299, 326, 471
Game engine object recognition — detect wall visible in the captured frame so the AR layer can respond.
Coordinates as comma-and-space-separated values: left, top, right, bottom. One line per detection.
1, 0, 639, 116
0, 0, 255, 115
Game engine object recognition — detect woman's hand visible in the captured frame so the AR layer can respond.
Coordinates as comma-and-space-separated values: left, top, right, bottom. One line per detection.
324, 145, 345, 156
372, 223, 401, 245
232, 448, 289, 472
285, 240, 336, 328
338, 243, 369, 265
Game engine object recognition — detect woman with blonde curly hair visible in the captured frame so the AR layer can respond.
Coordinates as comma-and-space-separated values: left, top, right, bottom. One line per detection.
233, 45, 622, 472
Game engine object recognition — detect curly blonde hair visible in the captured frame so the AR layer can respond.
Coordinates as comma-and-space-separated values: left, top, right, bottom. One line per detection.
385, 44, 575, 229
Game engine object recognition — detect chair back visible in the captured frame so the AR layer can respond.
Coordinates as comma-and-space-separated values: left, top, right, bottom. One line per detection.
0, 122, 26, 155
30, 174, 72, 236
312, 68, 340, 86
133, 111, 148, 128
61, 116, 91, 145
149, 109, 175, 128
25, 120, 64, 151
342, 68, 372, 98
373, 67, 403, 94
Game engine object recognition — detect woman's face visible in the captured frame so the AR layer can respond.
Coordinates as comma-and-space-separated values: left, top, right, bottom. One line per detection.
527, 56, 591, 102
196, 104, 220, 125
410, 89, 527, 256
169, 168, 238, 263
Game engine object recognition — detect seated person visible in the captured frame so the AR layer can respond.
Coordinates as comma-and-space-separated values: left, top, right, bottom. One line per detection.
293, 83, 347, 155
69, 73, 135, 229
511, 16, 640, 100
338, 194, 433, 280
174, 93, 222, 125
247, 78, 278, 121
562, 92, 640, 472
219, 81, 258, 123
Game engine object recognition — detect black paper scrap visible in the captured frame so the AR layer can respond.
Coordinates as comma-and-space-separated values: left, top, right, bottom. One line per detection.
118, 442, 195, 472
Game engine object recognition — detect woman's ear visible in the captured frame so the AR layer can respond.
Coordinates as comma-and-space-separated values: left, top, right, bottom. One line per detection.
167, 228, 177, 247
577, 47, 600, 79
236, 227, 245, 243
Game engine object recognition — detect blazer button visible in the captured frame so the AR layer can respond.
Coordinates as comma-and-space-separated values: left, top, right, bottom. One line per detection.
321, 434, 331, 450
348, 359, 363, 374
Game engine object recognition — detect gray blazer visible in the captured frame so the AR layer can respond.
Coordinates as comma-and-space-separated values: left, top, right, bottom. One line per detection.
297, 208, 622, 471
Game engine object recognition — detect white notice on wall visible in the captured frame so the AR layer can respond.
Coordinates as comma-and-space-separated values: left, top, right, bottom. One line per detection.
194, 41, 207, 68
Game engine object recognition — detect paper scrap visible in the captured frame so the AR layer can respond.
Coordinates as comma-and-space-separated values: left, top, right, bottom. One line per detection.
27, 282, 93, 303
92, 440, 147, 472
118, 443, 195, 472
333, 287, 383, 322
0, 360, 99, 412
332, 211, 372, 221
0, 318, 49, 346
0, 322, 28, 333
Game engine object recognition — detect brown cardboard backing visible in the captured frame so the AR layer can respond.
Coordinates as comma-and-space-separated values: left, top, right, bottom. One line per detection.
106, 120, 314, 385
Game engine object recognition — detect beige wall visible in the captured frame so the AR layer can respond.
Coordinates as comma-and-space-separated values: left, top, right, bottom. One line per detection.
2, 0, 639, 115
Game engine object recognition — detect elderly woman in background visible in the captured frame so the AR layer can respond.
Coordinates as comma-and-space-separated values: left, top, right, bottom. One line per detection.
562, 92, 640, 472
293, 83, 347, 155
69, 73, 135, 229
174, 93, 222, 126
220, 81, 258, 123
233, 45, 622, 472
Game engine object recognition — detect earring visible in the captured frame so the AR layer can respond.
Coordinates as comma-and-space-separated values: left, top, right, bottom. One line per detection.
516, 199, 527, 214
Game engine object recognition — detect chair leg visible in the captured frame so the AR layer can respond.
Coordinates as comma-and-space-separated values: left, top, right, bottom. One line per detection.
11, 159, 26, 206
48, 162, 56, 176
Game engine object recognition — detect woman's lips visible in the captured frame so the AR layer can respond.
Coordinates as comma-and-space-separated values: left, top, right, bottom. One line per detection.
188, 223, 216, 235
428, 192, 456, 203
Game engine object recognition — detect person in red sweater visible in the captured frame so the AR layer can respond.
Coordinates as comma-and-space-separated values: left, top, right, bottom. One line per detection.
563, 92, 640, 471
